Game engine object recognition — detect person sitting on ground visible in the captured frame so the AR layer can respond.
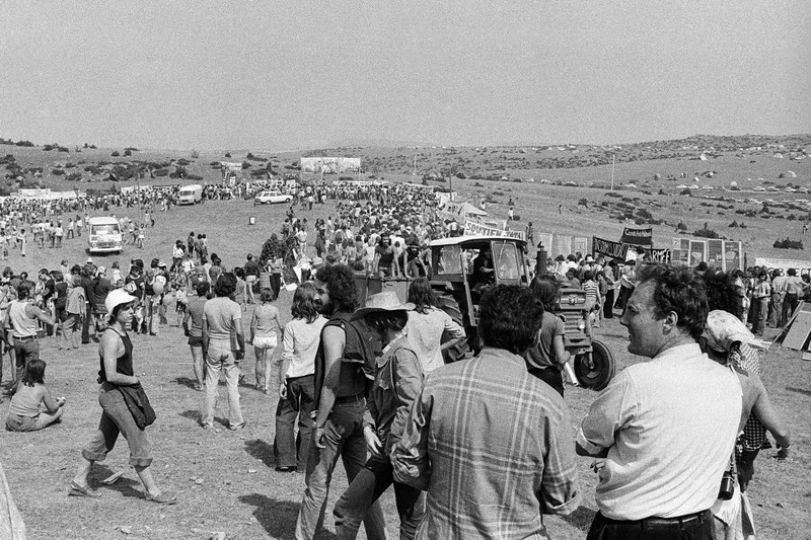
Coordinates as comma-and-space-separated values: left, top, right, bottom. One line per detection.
5, 359, 65, 432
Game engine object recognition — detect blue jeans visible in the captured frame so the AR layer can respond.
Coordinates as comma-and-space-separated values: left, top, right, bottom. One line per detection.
295, 399, 386, 540
334, 457, 425, 540
201, 339, 244, 429
275, 375, 315, 469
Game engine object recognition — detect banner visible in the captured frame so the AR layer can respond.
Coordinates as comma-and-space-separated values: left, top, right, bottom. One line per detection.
689, 240, 707, 266
649, 248, 672, 263
464, 220, 526, 241
620, 227, 653, 246
671, 237, 743, 271
593, 236, 626, 259
300, 157, 361, 173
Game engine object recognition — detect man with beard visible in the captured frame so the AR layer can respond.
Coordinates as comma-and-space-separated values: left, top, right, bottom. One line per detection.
295, 263, 385, 540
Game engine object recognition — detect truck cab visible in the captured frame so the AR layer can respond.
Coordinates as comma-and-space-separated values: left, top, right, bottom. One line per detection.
87, 217, 123, 254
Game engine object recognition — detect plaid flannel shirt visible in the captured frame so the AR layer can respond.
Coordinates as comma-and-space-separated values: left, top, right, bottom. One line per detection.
392, 347, 580, 539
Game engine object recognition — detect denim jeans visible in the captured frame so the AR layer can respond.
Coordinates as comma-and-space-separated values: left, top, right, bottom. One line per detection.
295, 399, 386, 540
334, 457, 426, 540
201, 339, 244, 429
752, 297, 769, 336
82, 386, 153, 467
12, 337, 39, 387
275, 375, 315, 469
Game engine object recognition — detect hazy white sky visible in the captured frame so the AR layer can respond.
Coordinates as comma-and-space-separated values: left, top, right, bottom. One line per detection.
1, 1, 809, 150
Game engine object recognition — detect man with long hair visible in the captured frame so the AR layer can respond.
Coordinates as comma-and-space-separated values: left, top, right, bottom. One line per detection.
295, 264, 385, 540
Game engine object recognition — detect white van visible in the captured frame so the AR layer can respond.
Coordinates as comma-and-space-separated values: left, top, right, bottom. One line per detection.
178, 184, 203, 205
87, 217, 123, 254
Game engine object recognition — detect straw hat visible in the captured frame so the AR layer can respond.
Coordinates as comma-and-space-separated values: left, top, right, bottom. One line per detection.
351, 291, 414, 320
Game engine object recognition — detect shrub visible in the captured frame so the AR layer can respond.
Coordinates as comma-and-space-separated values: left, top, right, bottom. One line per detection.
123, 149, 132, 156
680, 188, 692, 196
636, 208, 652, 219
578, 197, 588, 207
125, 147, 139, 152
111, 151, 120, 157
51, 168, 65, 175
693, 228, 720, 239
773, 238, 803, 250
677, 223, 688, 231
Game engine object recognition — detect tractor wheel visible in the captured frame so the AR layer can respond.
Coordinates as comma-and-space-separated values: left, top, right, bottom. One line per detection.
437, 294, 469, 363
574, 339, 616, 391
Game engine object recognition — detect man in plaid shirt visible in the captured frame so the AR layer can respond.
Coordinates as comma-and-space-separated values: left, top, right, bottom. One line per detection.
392, 284, 580, 539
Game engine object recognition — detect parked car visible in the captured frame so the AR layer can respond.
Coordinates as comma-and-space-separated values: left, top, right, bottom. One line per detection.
254, 190, 293, 205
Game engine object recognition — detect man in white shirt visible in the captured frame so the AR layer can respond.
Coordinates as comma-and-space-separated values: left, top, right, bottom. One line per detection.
577, 264, 741, 540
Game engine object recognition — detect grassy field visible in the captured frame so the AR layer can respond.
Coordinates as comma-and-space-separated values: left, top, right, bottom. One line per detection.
0, 141, 809, 538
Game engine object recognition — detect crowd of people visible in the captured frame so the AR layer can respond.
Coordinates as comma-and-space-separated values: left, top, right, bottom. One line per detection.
0, 179, 801, 540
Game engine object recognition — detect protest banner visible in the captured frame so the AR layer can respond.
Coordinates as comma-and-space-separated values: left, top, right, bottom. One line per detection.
464, 219, 526, 241
620, 227, 653, 246
593, 236, 625, 259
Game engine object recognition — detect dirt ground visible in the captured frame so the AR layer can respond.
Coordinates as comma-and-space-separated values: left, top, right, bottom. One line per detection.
0, 184, 808, 538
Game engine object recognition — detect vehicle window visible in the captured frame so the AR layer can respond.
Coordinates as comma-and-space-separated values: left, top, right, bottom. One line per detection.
437, 246, 462, 274
92, 225, 119, 235
493, 243, 520, 280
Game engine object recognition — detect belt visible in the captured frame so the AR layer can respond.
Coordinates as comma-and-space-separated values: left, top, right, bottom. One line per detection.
604, 510, 709, 528
334, 392, 364, 404
14, 335, 37, 341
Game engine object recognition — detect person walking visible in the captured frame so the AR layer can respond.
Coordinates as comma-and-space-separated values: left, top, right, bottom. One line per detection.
391, 285, 580, 538
199, 273, 246, 431
70, 289, 176, 504
248, 288, 282, 393
183, 281, 210, 391
751, 271, 770, 336
274, 283, 326, 473
295, 264, 386, 540
333, 292, 425, 539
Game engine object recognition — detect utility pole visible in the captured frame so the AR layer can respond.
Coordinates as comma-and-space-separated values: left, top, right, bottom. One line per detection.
610, 153, 616, 191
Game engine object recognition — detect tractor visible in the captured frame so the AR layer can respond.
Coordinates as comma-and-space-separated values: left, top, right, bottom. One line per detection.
353, 234, 616, 391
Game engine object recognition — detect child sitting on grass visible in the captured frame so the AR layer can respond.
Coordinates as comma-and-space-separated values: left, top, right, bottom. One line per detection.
5, 359, 65, 432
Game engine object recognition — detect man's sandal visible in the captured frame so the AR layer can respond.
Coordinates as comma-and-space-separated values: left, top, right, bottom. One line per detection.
68, 481, 101, 498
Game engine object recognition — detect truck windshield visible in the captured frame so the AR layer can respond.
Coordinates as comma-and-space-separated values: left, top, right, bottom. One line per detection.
92, 225, 119, 235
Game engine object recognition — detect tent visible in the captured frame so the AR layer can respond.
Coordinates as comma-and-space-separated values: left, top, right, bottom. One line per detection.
459, 202, 488, 217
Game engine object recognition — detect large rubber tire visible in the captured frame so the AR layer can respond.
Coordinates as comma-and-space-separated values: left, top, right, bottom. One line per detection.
437, 293, 469, 363
574, 339, 616, 391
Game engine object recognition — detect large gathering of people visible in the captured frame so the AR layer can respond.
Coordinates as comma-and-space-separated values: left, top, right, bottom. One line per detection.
0, 178, 803, 539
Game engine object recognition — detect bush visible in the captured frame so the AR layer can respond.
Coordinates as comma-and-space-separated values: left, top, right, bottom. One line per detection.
111, 151, 120, 157
51, 168, 65, 175
680, 188, 692, 196
773, 238, 803, 250
578, 197, 588, 207
693, 228, 720, 239
636, 208, 653, 219
123, 149, 132, 156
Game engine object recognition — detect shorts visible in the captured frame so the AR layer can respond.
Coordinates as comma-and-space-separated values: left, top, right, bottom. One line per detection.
188, 335, 204, 347
253, 335, 277, 349
5, 413, 38, 432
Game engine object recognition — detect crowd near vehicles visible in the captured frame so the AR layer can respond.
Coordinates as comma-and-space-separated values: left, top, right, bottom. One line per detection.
254, 190, 293, 205
354, 234, 616, 390
177, 184, 203, 205
87, 216, 123, 254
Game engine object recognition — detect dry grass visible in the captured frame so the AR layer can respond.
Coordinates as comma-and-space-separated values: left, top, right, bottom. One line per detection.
0, 145, 809, 538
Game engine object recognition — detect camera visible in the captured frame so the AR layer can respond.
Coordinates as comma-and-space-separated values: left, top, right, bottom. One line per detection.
718, 470, 735, 500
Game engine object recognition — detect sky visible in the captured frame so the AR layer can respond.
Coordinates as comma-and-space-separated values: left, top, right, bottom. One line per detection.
1, 1, 809, 151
